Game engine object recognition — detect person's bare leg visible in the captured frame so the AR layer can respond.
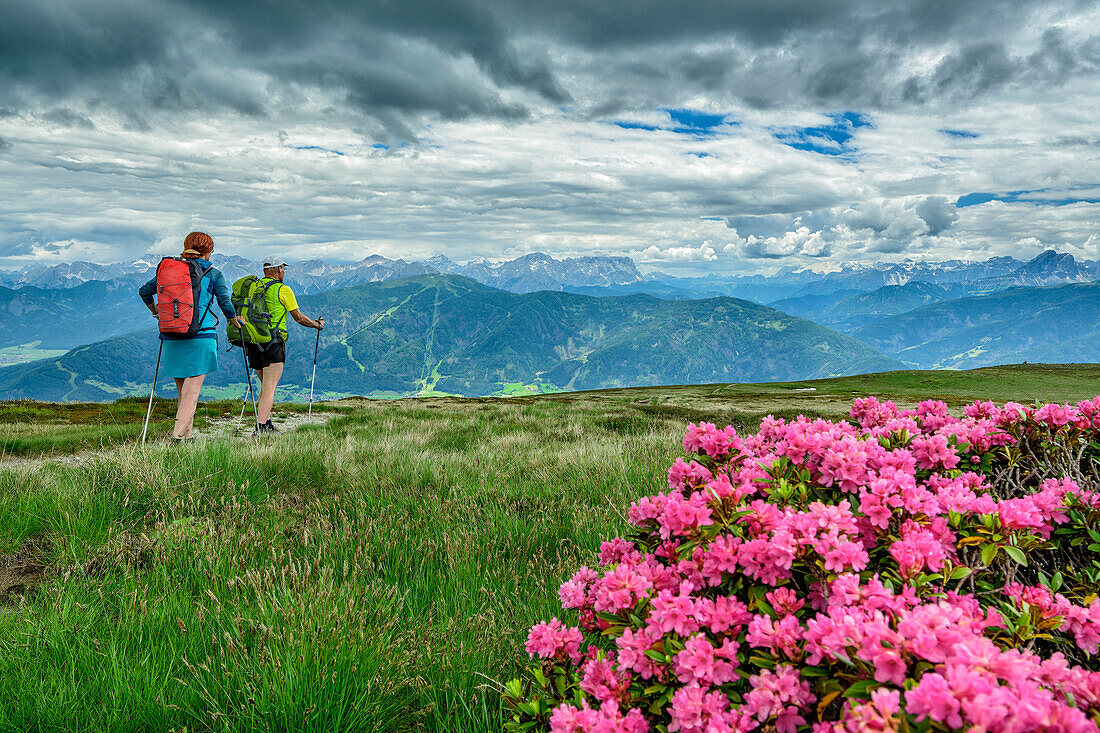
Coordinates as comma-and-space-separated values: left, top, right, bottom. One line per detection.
251, 366, 263, 426
174, 374, 205, 438
172, 378, 185, 438
257, 362, 283, 424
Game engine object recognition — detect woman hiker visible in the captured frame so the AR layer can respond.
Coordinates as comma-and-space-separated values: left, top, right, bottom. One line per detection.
138, 232, 245, 442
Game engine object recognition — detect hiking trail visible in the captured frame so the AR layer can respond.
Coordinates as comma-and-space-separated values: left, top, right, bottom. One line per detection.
0, 411, 336, 471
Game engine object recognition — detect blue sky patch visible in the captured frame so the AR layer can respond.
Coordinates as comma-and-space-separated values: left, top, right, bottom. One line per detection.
664, 108, 731, 136
772, 111, 872, 157
295, 145, 344, 156
610, 108, 734, 137
956, 188, 1100, 207
612, 120, 661, 131
940, 128, 979, 139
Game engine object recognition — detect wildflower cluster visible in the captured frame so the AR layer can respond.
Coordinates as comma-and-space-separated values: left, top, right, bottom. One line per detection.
505, 397, 1100, 732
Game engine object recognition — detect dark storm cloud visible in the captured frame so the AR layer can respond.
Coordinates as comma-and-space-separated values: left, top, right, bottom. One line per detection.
0, 0, 566, 135
2, 0, 1095, 132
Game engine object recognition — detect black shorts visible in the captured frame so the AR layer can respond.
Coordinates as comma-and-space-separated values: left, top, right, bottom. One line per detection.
245, 341, 285, 370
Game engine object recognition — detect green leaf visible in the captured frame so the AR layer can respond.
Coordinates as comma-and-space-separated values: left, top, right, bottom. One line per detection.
843, 679, 878, 699
644, 650, 667, 663
980, 543, 1000, 566
800, 665, 830, 677
949, 566, 972, 581
1003, 546, 1028, 566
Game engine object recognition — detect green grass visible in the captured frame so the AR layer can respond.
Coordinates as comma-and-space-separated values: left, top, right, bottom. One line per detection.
0, 344, 68, 368
0, 364, 1098, 731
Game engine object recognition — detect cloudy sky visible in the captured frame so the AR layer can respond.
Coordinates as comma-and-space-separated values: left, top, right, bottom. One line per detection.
1, 0, 1098, 274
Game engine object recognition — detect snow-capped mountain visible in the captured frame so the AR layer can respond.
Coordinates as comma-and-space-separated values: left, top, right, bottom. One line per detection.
775, 252, 1099, 298
0, 252, 646, 295
430, 252, 646, 293
0, 261, 126, 289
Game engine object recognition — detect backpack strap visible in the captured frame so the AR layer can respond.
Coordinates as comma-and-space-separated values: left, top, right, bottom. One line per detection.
194, 265, 218, 333
272, 282, 288, 341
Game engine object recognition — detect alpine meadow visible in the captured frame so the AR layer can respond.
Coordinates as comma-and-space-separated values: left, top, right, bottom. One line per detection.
3, 0, 1100, 731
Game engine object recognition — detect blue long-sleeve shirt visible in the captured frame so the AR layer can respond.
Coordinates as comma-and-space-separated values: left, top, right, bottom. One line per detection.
139, 259, 236, 340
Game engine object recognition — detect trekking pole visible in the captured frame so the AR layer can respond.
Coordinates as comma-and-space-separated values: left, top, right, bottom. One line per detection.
308, 323, 320, 419
236, 347, 250, 432
140, 340, 163, 445
239, 346, 260, 433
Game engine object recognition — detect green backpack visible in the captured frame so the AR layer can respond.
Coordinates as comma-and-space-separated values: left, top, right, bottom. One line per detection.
227, 276, 283, 347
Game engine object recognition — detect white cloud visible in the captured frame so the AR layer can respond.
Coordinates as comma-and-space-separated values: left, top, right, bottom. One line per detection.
0, 0, 1097, 275
633, 243, 719, 262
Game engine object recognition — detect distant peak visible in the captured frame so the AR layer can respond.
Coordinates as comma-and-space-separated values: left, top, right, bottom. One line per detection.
1018, 249, 1077, 273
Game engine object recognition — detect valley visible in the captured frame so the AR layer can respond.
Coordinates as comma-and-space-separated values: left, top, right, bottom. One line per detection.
1, 249, 1098, 401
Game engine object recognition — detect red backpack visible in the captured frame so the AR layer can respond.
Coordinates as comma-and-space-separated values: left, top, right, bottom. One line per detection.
155, 257, 213, 339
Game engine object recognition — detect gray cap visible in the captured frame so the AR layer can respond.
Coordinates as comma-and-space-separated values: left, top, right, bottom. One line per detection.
262, 257, 288, 268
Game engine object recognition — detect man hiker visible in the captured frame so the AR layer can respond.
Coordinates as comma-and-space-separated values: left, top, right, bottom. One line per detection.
246, 257, 324, 434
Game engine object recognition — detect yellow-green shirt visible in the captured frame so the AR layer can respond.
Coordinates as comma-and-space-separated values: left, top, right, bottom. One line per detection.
259, 278, 298, 341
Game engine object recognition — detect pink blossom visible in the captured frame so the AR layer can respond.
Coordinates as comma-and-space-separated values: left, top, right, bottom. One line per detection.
744, 665, 815, 733
580, 654, 631, 704
683, 422, 744, 459
910, 434, 959, 470
527, 618, 584, 662
668, 685, 735, 733
766, 587, 805, 617
648, 587, 700, 637
673, 635, 739, 686
550, 700, 649, 733
599, 538, 642, 566
667, 459, 714, 493
746, 613, 803, 659
594, 563, 653, 613
659, 491, 714, 539
560, 567, 598, 609
616, 626, 662, 679
888, 521, 947, 578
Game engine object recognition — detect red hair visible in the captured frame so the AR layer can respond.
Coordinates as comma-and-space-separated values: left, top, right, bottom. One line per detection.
181, 231, 214, 259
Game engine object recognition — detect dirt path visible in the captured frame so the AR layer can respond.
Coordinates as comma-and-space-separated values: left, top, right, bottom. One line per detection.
0, 412, 336, 471
201, 411, 335, 440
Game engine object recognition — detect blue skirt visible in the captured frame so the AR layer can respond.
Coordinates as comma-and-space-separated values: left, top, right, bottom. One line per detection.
161, 337, 219, 379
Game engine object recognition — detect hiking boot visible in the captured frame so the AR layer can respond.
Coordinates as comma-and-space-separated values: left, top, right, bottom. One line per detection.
251, 422, 268, 437
265, 419, 279, 434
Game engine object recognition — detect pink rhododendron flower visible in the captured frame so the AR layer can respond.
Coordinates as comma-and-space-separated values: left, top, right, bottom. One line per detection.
745, 665, 815, 733
560, 567, 598, 609
526, 618, 584, 662
594, 563, 653, 613
673, 635, 739, 686
580, 654, 631, 704
683, 422, 744, 459
512, 395, 1100, 733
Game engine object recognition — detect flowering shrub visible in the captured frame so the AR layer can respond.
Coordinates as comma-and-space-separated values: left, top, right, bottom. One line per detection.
504, 397, 1100, 732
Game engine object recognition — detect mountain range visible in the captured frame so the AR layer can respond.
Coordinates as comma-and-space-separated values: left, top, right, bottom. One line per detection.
1, 249, 1098, 400
0, 251, 649, 296
4, 249, 1096, 301
852, 282, 1100, 369
0, 275, 901, 401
